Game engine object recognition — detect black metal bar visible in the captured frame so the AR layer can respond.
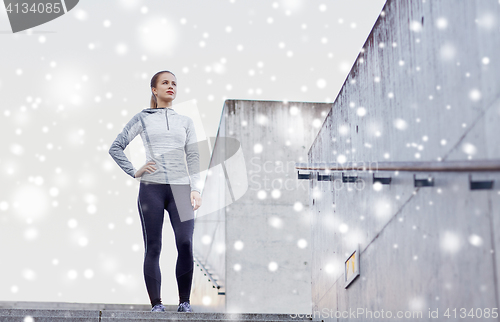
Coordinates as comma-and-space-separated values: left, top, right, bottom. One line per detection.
373, 173, 391, 185
414, 174, 434, 187
297, 171, 312, 180
317, 173, 333, 181
342, 172, 358, 183
469, 174, 494, 190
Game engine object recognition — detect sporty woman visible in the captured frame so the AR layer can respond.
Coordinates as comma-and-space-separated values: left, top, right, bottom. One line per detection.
108, 70, 202, 313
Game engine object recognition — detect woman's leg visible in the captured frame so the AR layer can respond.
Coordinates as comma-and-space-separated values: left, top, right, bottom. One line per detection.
164, 184, 195, 305
137, 182, 167, 307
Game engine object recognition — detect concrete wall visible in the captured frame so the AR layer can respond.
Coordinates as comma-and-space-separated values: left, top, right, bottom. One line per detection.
308, 0, 500, 321
191, 99, 332, 313
191, 100, 228, 313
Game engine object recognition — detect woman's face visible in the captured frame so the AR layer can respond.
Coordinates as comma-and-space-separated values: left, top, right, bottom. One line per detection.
153, 72, 177, 105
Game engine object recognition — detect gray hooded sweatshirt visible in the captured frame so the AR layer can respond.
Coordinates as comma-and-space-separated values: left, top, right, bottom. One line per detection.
108, 107, 201, 193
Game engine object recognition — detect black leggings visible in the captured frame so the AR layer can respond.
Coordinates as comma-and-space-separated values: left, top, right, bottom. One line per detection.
137, 181, 195, 307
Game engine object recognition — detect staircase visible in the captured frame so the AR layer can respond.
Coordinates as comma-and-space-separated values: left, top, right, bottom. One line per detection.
0, 302, 313, 321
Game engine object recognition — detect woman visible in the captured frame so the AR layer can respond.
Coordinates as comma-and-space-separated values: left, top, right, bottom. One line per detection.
108, 70, 202, 313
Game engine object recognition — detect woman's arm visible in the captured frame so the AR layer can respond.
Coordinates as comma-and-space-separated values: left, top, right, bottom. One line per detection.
108, 113, 143, 178
185, 117, 202, 193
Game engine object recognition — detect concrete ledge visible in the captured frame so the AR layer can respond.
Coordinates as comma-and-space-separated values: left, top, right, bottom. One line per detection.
0, 300, 172, 311
0, 308, 99, 322
100, 311, 311, 320
0, 308, 313, 321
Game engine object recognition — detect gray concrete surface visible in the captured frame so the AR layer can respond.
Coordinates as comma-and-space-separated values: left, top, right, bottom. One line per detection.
307, 0, 500, 321
191, 99, 332, 313
0, 300, 161, 311
0, 308, 314, 321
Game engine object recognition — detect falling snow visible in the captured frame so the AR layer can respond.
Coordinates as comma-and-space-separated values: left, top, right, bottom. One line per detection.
1, 0, 497, 311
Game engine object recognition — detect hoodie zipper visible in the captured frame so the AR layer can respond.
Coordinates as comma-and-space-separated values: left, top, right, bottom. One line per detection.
165, 108, 169, 130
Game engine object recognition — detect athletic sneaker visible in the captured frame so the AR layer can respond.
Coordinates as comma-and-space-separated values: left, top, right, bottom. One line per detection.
177, 302, 192, 312
151, 303, 165, 312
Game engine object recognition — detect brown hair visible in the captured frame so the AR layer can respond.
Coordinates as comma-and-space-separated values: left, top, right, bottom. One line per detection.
150, 70, 176, 108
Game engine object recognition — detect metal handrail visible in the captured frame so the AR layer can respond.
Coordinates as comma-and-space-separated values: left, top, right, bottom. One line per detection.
295, 160, 500, 172
192, 252, 224, 295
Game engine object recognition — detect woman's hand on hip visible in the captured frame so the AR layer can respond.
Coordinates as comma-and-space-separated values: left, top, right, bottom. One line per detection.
134, 161, 156, 178
191, 191, 202, 210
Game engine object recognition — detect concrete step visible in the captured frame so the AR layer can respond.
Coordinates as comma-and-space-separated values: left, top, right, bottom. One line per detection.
0, 301, 165, 311
0, 309, 313, 322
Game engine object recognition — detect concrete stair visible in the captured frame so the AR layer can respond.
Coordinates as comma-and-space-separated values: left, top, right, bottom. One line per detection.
0, 309, 313, 322
0, 302, 313, 322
